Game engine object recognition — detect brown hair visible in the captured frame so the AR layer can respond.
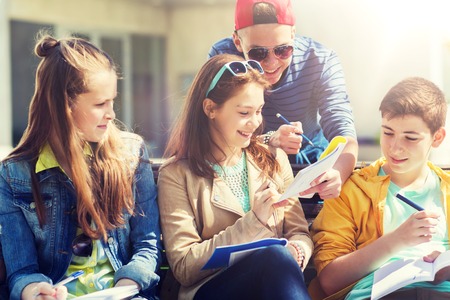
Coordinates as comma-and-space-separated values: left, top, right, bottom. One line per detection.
164, 54, 280, 178
379, 77, 447, 134
7, 32, 136, 240
253, 2, 278, 24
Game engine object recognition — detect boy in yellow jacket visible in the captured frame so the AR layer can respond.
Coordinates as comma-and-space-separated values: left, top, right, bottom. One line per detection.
311, 77, 450, 299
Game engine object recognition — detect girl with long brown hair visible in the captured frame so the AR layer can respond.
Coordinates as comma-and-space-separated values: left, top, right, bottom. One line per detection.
0, 32, 161, 299
158, 54, 313, 300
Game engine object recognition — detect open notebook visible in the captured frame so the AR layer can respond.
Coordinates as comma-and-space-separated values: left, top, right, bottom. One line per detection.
74, 285, 139, 299
202, 238, 288, 270
279, 136, 347, 200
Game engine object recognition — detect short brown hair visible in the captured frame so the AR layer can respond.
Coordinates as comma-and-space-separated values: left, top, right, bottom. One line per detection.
379, 77, 447, 134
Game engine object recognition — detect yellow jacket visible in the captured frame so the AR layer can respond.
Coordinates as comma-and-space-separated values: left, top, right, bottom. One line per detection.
157, 148, 313, 300
311, 157, 450, 299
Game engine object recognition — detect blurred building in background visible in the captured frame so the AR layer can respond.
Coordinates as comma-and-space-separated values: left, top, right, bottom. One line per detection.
0, 0, 235, 158
1, 0, 450, 163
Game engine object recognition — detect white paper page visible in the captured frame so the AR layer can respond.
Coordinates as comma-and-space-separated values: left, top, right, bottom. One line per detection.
431, 249, 450, 274
229, 248, 261, 267
74, 285, 139, 299
279, 142, 345, 200
371, 258, 433, 300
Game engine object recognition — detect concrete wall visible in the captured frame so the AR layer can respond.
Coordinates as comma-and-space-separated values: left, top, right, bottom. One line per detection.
293, 0, 450, 139
8, 0, 167, 34
166, 3, 234, 119
2, 0, 450, 162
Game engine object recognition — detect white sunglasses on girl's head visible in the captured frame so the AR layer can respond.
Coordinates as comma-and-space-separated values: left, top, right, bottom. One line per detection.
206, 60, 264, 97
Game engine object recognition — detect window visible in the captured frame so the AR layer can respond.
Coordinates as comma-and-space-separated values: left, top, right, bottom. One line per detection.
9, 21, 168, 158
10, 20, 53, 144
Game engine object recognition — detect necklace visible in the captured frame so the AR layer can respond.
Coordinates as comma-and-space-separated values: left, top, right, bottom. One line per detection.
211, 152, 250, 212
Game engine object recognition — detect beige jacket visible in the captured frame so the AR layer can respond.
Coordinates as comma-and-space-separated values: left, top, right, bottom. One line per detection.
157, 148, 313, 300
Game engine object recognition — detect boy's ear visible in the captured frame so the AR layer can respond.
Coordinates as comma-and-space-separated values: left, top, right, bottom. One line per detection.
432, 127, 446, 147
203, 98, 216, 119
233, 31, 244, 53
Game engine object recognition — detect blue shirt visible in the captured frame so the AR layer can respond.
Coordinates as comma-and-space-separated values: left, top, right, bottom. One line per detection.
209, 36, 357, 164
0, 132, 161, 300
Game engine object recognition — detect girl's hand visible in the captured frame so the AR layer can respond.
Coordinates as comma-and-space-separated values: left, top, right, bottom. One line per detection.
252, 180, 288, 224
389, 210, 440, 248
23, 282, 68, 300
115, 278, 140, 289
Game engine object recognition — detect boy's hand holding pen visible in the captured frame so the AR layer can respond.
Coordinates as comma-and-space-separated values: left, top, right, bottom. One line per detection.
269, 113, 314, 155
396, 193, 441, 241
276, 113, 315, 147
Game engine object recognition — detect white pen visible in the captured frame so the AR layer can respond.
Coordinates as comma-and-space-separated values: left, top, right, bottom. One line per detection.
54, 270, 84, 287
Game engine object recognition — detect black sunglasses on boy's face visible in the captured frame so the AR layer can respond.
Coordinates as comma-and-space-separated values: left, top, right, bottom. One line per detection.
246, 44, 294, 62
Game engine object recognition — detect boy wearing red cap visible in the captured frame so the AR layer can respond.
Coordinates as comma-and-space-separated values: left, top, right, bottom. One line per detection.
209, 0, 358, 200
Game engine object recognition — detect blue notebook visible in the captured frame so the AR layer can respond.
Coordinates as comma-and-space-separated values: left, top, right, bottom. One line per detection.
202, 238, 288, 270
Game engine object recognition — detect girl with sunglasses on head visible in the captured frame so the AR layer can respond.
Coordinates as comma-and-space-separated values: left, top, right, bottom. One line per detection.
0, 32, 161, 300
158, 54, 313, 300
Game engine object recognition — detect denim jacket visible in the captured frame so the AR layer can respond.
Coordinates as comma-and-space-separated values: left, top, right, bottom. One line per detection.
0, 133, 161, 300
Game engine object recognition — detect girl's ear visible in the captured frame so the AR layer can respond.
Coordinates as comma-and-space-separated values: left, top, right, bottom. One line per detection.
203, 98, 215, 119
432, 127, 446, 147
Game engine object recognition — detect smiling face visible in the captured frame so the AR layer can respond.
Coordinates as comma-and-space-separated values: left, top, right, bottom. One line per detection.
205, 82, 264, 160
234, 23, 294, 85
380, 114, 444, 185
71, 70, 117, 142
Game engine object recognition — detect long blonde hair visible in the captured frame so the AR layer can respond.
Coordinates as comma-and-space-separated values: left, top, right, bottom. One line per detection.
8, 32, 136, 240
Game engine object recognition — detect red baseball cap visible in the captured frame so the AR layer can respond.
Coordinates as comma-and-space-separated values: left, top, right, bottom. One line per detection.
235, 0, 296, 30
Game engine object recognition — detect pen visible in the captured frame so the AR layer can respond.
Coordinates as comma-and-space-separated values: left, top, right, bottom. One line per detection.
275, 113, 315, 147
395, 193, 424, 211
32, 271, 84, 297
54, 270, 84, 288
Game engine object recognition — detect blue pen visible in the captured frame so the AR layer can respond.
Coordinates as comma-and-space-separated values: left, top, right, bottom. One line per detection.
395, 193, 424, 211
276, 113, 315, 147
54, 270, 84, 287
33, 271, 84, 297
